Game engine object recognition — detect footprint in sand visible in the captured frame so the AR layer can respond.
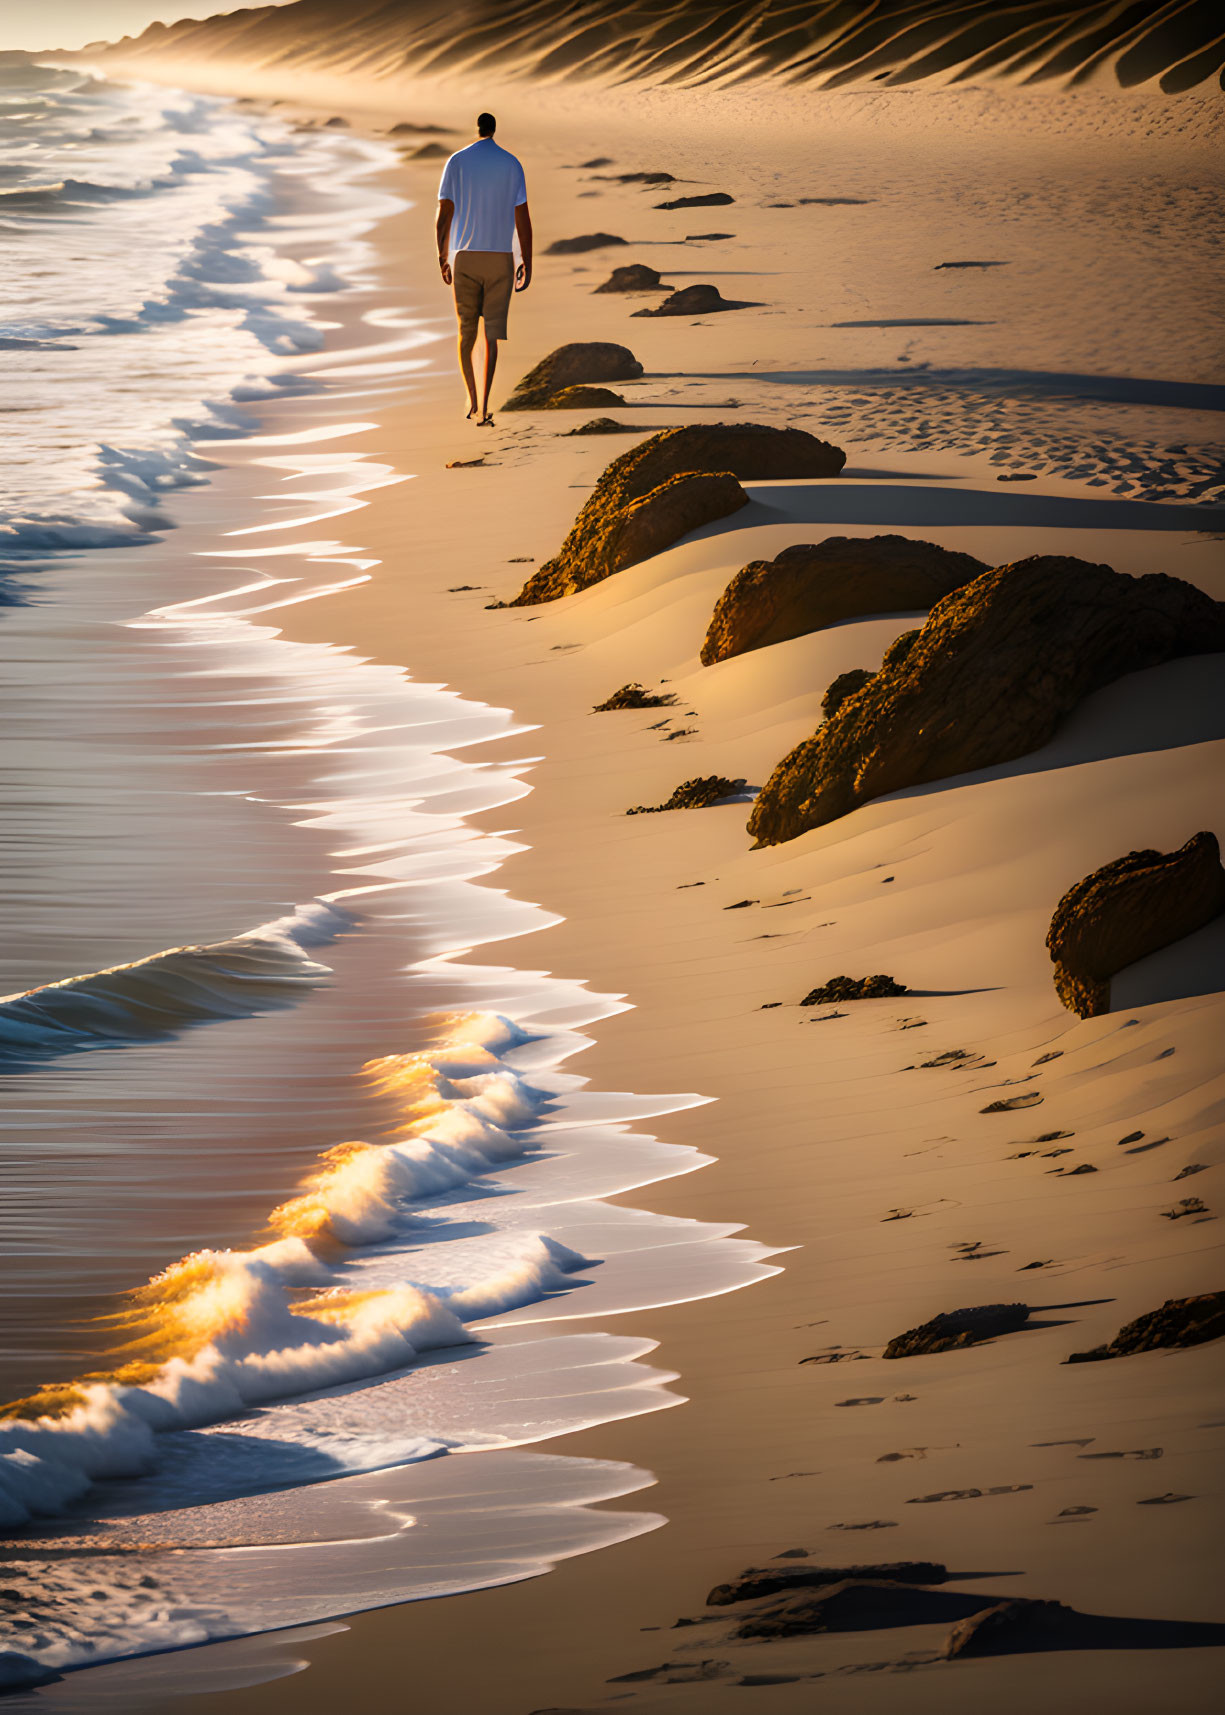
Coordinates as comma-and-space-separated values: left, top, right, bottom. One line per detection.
1054, 1505, 1098, 1521
907, 1485, 1033, 1503
1138, 1493, 1195, 1505
835, 1397, 886, 1407
981, 1091, 1044, 1113
1161, 1197, 1209, 1220
828, 1520, 898, 1531
877, 1448, 928, 1463
1079, 1447, 1163, 1461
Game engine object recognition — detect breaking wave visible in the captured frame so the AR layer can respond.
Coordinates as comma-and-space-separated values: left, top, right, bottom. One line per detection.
0, 901, 350, 1065
0, 61, 402, 571
0, 1012, 591, 1530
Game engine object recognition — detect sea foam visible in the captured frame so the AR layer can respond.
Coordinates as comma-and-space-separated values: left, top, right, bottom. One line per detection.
0, 1014, 592, 1530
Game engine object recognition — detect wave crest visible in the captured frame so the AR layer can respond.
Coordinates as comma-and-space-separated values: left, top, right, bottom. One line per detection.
0, 1012, 593, 1529
0, 899, 350, 1064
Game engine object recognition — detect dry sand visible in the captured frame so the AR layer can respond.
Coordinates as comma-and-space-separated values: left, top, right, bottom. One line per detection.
67, 49, 1225, 1715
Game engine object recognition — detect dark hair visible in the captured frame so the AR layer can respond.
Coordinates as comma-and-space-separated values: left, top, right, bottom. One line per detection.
477, 112, 496, 137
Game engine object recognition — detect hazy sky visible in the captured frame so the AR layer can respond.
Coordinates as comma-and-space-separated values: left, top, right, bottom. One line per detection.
1, 2, 295, 54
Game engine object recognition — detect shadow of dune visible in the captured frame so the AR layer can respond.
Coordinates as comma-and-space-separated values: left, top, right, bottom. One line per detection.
737, 485, 1225, 534
1111, 912, 1225, 1010
854, 656, 1225, 807
952, 1609, 1225, 1656
683, 367, 1225, 415
739, 1581, 1225, 1653
830, 319, 995, 329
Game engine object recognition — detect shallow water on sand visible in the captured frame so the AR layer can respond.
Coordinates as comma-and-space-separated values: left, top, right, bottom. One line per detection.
0, 66, 777, 1691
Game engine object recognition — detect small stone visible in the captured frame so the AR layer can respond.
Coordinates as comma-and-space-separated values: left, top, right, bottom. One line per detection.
1066, 1292, 1225, 1362
655, 192, 735, 209
627, 775, 745, 815
544, 232, 628, 254
801, 975, 907, 1005
883, 1303, 1029, 1359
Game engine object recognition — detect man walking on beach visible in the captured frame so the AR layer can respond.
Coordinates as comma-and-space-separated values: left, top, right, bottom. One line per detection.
436, 113, 533, 425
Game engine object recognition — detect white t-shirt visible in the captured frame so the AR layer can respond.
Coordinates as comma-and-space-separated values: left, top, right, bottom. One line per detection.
438, 138, 527, 255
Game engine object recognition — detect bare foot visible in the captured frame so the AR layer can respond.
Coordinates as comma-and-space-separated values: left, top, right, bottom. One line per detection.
466, 403, 478, 419
478, 413, 495, 427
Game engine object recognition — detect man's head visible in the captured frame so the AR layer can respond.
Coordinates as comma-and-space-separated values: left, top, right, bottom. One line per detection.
477, 112, 496, 138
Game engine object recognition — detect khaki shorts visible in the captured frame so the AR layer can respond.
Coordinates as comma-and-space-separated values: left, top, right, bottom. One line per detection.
453, 250, 514, 342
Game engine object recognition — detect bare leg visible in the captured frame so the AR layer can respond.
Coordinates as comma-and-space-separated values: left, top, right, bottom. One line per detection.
479, 334, 499, 424
457, 327, 479, 418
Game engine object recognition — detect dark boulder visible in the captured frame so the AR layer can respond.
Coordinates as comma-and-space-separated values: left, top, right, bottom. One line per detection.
944, 1599, 1077, 1659
404, 141, 449, 159
614, 472, 748, 575
632, 283, 760, 316
822, 669, 874, 720
701, 536, 988, 665
883, 1303, 1030, 1359
736, 1579, 994, 1640
627, 775, 746, 815
801, 975, 907, 1004
544, 232, 628, 254
1066, 1291, 1225, 1362
502, 342, 643, 411
748, 557, 1225, 847
566, 418, 652, 436
508, 424, 845, 604
707, 1561, 946, 1608
1046, 833, 1225, 1017
656, 192, 735, 209
594, 683, 678, 711
594, 264, 670, 293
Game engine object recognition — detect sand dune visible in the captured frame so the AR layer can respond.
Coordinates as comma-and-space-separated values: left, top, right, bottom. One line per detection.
90, 0, 1225, 94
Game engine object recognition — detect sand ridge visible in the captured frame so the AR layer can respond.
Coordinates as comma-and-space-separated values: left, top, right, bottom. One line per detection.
88, 0, 1225, 96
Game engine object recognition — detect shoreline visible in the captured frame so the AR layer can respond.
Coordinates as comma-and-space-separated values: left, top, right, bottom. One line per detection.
19, 62, 1225, 1715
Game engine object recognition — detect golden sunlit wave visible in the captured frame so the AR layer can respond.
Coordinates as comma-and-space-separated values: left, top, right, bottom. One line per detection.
0, 1011, 538, 1425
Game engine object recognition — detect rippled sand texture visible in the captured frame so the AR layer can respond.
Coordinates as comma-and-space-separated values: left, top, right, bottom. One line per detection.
93, 0, 1225, 94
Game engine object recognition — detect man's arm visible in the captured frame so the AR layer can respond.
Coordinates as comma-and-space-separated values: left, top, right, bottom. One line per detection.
514, 201, 532, 292
436, 198, 454, 286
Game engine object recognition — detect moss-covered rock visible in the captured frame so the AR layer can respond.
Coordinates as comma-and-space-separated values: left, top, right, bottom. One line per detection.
748, 557, 1225, 847
1047, 833, 1225, 1017
508, 425, 845, 604
883, 1303, 1030, 1359
502, 341, 642, 411
702, 536, 987, 665
1066, 1292, 1225, 1362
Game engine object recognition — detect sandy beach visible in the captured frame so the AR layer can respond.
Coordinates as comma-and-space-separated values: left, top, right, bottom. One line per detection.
5, 7, 1225, 1711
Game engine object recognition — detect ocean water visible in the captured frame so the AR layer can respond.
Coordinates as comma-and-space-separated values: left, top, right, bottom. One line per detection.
0, 61, 775, 1696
